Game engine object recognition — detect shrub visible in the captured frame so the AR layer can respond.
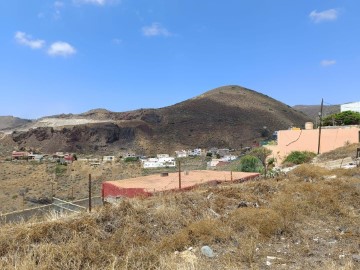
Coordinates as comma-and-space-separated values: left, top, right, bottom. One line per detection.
283, 151, 316, 165
238, 155, 263, 172
323, 110, 360, 126
55, 164, 67, 176
124, 157, 139, 162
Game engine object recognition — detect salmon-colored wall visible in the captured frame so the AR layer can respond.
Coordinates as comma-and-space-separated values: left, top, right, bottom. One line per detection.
266, 126, 360, 164
102, 183, 151, 198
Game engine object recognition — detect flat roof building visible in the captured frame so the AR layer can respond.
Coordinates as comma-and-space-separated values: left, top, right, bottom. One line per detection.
341, 101, 360, 113
102, 170, 260, 201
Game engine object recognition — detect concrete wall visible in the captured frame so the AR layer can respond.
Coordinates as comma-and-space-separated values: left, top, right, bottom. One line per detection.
265, 126, 360, 164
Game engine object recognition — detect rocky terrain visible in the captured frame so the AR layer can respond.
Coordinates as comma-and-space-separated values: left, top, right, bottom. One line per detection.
0, 85, 311, 155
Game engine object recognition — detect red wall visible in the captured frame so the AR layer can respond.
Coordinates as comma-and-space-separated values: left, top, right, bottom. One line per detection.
102, 182, 151, 198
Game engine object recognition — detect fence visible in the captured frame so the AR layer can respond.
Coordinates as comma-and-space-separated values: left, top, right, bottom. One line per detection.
0, 196, 103, 225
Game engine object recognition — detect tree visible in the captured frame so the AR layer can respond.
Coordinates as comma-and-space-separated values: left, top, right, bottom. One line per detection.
249, 147, 272, 177
239, 155, 263, 172
323, 111, 360, 126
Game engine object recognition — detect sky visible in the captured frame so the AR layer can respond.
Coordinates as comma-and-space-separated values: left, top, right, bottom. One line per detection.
1, 0, 360, 119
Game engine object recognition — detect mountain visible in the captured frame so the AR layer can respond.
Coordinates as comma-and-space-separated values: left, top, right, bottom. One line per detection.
0, 116, 32, 130
293, 105, 340, 121
3, 85, 312, 155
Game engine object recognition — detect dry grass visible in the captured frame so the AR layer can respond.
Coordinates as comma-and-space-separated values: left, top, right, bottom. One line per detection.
317, 143, 360, 162
0, 164, 359, 269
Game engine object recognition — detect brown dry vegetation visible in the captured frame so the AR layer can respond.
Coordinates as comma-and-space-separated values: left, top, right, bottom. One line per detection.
317, 143, 360, 162
0, 160, 143, 213
0, 164, 359, 269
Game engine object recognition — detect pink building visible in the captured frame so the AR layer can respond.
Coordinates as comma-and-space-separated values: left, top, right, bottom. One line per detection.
12, 151, 30, 160
265, 125, 360, 164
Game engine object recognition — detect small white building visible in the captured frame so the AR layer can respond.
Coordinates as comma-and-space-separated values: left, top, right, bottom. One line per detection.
188, 148, 203, 156
341, 101, 360, 113
222, 155, 238, 162
103, 156, 115, 162
175, 150, 188, 158
208, 159, 222, 167
28, 154, 45, 162
142, 156, 176, 168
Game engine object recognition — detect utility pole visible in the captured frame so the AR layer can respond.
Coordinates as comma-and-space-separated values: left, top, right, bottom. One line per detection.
178, 160, 182, 189
317, 98, 324, 155
88, 174, 92, 212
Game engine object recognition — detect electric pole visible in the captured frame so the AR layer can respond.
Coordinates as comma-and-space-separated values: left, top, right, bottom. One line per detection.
317, 98, 324, 155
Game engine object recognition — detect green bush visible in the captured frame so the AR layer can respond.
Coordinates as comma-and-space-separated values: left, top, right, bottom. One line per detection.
283, 151, 316, 165
124, 157, 139, 162
239, 155, 263, 172
55, 164, 67, 176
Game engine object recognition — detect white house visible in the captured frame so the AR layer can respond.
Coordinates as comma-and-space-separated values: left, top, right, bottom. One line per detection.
103, 156, 115, 162
208, 159, 222, 167
142, 156, 176, 168
28, 154, 45, 162
341, 101, 360, 113
188, 148, 203, 156
175, 150, 188, 158
222, 155, 238, 162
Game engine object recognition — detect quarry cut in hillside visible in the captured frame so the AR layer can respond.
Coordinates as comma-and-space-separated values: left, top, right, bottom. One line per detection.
2, 85, 311, 154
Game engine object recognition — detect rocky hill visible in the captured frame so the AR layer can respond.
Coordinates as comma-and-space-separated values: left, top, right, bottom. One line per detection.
0, 116, 31, 130
2, 85, 311, 155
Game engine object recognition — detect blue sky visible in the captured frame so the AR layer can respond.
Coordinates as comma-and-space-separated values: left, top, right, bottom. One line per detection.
1, 0, 359, 119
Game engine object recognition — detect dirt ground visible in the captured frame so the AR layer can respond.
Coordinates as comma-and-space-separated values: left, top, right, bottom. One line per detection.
0, 159, 144, 213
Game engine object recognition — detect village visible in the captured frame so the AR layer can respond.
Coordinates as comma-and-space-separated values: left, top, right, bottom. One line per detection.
10, 147, 239, 168
2, 100, 359, 216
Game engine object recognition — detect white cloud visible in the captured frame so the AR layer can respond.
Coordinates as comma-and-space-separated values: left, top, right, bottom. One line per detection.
47, 42, 76, 56
14, 31, 45, 49
309, 9, 339, 23
321, 59, 336, 67
142, 23, 171, 37
74, 0, 108, 5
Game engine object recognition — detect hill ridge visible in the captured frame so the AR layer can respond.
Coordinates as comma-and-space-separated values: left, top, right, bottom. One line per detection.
2, 85, 311, 154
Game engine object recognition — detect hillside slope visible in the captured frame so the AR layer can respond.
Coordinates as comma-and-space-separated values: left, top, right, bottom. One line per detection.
293, 105, 340, 120
0, 116, 31, 130
4, 85, 311, 154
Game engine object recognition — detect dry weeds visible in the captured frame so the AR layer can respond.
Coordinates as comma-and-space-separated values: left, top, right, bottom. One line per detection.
0, 163, 358, 269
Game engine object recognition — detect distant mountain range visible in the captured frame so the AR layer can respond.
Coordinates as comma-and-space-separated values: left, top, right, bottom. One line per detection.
0, 85, 312, 155
293, 105, 340, 121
